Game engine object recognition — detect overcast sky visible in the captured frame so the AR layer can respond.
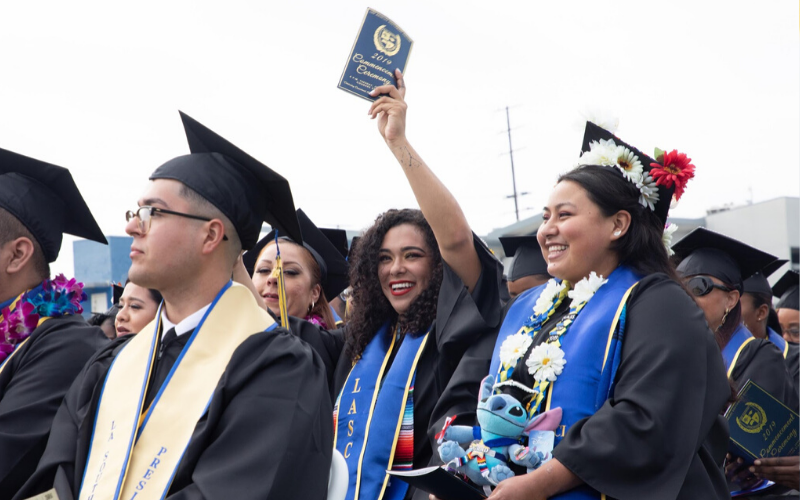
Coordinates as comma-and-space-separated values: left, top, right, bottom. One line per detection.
0, 0, 797, 276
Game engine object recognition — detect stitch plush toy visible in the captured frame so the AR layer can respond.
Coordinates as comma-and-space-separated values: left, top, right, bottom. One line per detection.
437, 375, 562, 491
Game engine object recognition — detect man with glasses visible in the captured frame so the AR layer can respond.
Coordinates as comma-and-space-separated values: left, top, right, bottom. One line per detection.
18, 113, 332, 500
0, 149, 109, 500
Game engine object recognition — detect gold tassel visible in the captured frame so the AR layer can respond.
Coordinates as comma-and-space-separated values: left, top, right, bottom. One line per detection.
271, 234, 289, 328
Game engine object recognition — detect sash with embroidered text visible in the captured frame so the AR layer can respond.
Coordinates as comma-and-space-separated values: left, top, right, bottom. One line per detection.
334, 322, 431, 500
78, 282, 275, 500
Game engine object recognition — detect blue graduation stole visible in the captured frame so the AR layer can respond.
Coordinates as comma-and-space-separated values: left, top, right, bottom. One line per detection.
490, 266, 641, 500
767, 328, 788, 358
334, 322, 430, 500
722, 324, 755, 377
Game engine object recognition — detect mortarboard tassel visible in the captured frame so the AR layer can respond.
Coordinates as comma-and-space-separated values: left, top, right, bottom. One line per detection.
271, 231, 289, 328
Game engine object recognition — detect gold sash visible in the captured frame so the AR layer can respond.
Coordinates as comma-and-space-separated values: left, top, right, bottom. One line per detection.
79, 282, 275, 500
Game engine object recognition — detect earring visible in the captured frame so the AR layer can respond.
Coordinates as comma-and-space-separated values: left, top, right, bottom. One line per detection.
308, 300, 315, 313
716, 308, 730, 332
613, 230, 621, 237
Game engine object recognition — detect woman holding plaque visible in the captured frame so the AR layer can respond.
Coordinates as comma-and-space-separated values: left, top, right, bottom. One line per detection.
453, 123, 732, 500
331, 70, 504, 500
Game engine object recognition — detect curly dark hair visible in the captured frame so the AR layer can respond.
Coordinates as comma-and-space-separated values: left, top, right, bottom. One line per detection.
345, 209, 443, 361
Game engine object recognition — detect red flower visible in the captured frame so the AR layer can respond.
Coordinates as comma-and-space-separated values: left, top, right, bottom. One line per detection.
649, 150, 695, 200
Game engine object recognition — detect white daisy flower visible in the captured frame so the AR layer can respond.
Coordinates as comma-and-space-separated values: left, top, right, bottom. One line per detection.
577, 139, 618, 167
526, 343, 567, 382
533, 280, 566, 317
499, 333, 533, 368
568, 271, 607, 306
615, 146, 643, 183
663, 223, 678, 257
636, 174, 660, 211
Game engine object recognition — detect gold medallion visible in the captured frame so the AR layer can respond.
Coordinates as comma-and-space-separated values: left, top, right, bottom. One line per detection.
373, 25, 401, 56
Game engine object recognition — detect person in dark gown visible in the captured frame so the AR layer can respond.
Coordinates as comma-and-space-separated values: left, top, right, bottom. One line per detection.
330, 70, 504, 500
673, 228, 799, 495
434, 122, 732, 500
16, 112, 332, 500
499, 235, 551, 299
672, 228, 798, 410
774, 270, 800, 381
0, 148, 109, 500
741, 260, 798, 387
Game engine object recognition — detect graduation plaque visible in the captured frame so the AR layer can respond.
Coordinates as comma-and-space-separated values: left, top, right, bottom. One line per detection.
338, 8, 413, 101
725, 379, 799, 464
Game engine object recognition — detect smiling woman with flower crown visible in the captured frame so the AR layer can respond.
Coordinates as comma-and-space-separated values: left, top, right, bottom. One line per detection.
433, 122, 731, 500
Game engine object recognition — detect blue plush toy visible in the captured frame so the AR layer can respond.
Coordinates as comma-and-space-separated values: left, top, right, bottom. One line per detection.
437, 375, 562, 491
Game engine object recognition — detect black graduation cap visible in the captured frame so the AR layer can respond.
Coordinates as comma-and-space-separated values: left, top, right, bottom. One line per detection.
672, 227, 777, 289
743, 259, 788, 297
0, 147, 106, 263
581, 122, 673, 225
149, 112, 302, 250
320, 228, 349, 259
499, 235, 549, 281
112, 284, 125, 305
773, 270, 799, 311
242, 210, 350, 300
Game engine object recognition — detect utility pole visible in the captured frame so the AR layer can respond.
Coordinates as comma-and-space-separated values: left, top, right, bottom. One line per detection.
505, 106, 520, 221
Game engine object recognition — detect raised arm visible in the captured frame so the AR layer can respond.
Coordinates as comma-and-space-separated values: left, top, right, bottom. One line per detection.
368, 70, 482, 292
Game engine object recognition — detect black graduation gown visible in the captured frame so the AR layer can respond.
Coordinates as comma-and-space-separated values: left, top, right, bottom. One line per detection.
332, 236, 504, 500
436, 273, 732, 500
729, 337, 799, 412
0, 314, 108, 500
787, 342, 800, 390
285, 315, 344, 397
16, 325, 333, 500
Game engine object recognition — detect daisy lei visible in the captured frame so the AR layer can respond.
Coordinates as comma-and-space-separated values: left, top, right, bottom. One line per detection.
0, 274, 86, 362
495, 272, 608, 415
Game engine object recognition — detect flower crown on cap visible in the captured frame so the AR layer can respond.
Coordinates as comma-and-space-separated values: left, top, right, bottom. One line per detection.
576, 122, 695, 221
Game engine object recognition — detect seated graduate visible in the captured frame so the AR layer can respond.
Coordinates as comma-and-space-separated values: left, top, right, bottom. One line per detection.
672, 228, 798, 410
499, 235, 551, 299
245, 209, 349, 330
16, 112, 332, 500
773, 270, 800, 382
115, 280, 162, 337
332, 70, 504, 500
453, 122, 731, 500
0, 148, 109, 499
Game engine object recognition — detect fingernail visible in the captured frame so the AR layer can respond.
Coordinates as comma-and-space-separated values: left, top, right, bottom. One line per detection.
369, 88, 378, 95
754, 460, 761, 465
749, 467, 755, 472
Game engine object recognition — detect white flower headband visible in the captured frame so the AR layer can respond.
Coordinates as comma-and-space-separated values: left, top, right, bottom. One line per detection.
576, 138, 660, 211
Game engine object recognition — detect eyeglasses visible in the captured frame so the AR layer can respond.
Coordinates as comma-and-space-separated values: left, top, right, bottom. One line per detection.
685, 276, 732, 297
125, 206, 228, 240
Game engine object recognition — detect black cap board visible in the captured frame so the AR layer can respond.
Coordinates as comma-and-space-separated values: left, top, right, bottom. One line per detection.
243, 209, 350, 300
581, 122, 673, 225
499, 235, 549, 281
773, 270, 799, 311
673, 227, 777, 289
743, 259, 788, 297
320, 228, 349, 259
0, 148, 106, 262
149, 112, 302, 250
113, 284, 125, 305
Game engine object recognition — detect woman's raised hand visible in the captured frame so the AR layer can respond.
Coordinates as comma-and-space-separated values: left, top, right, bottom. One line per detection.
368, 69, 407, 146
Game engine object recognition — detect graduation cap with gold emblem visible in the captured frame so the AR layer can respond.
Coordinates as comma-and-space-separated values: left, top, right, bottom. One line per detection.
0, 147, 107, 262
149, 111, 302, 250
